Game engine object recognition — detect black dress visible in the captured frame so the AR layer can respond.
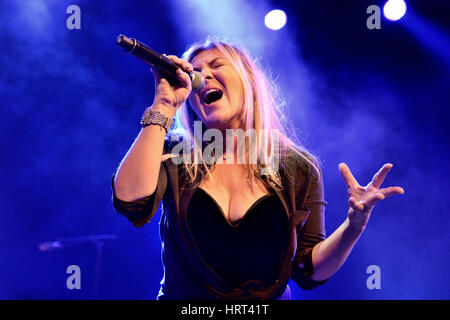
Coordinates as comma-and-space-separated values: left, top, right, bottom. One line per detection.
186, 187, 290, 290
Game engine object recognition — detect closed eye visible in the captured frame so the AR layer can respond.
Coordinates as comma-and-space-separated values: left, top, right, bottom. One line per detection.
192, 58, 227, 72
193, 64, 223, 72
211, 58, 226, 68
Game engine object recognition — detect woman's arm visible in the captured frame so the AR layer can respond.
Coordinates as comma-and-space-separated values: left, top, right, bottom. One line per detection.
114, 56, 193, 201
114, 110, 174, 202
310, 163, 404, 282
310, 217, 362, 281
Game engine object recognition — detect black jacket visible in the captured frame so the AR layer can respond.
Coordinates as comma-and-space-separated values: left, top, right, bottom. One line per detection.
111, 137, 328, 299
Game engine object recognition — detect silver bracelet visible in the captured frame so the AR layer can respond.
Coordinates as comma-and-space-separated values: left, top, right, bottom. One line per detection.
140, 107, 174, 133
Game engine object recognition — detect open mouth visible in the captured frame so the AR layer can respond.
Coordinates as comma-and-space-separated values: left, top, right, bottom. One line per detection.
202, 89, 223, 105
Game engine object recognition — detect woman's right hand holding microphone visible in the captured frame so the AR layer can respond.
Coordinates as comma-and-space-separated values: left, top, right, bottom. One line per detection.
150, 55, 194, 117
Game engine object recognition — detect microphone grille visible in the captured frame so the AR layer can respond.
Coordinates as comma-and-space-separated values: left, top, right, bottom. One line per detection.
190, 72, 204, 92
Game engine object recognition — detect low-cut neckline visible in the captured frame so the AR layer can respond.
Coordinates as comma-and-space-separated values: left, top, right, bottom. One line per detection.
196, 187, 275, 228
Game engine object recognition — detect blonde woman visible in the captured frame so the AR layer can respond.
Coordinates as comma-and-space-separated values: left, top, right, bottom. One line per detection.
112, 38, 404, 300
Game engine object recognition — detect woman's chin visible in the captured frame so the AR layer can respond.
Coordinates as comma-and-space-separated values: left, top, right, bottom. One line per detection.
204, 116, 232, 130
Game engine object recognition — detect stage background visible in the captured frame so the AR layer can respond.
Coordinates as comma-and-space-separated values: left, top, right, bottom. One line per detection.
1, 0, 448, 299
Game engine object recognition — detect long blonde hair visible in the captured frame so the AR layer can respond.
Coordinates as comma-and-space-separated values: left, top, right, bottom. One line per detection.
163, 37, 321, 189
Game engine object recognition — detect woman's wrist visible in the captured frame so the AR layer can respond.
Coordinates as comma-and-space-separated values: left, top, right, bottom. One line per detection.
345, 217, 366, 237
151, 103, 178, 119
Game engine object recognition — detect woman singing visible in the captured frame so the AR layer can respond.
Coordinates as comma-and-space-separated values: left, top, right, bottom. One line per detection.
111, 38, 404, 300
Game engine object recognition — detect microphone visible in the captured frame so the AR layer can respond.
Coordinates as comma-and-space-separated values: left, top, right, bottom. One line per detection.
116, 34, 204, 92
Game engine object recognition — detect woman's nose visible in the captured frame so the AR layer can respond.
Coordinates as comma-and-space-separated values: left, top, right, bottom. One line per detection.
201, 67, 214, 79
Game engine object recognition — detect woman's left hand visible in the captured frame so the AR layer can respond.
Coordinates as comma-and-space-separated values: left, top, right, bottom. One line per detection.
338, 163, 404, 231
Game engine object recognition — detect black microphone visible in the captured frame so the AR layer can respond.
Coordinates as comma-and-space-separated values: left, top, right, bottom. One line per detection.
116, 34, 204, 92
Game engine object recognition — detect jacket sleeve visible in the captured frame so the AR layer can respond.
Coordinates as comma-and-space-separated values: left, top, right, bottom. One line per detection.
290, 163, 329, 290
110, 138, 173, 228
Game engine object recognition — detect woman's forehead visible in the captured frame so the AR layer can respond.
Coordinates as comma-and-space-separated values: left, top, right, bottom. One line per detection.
191, 48, 227, 67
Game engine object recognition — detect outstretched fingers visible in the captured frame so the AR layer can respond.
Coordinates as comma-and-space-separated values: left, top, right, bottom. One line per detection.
360, 187, 404, 209
379, 186, 405, 197
339, 163, 359, 189
368, 163, 393, 189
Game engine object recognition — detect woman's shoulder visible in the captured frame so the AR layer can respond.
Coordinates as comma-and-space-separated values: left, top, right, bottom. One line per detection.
280, 145, 322, 181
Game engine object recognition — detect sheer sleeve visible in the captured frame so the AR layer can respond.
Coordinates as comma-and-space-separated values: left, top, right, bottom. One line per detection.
290, 163, 328, 290
111, 162, 168, 228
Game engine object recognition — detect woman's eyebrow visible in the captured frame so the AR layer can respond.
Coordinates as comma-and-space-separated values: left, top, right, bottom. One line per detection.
209, 57, 226, 64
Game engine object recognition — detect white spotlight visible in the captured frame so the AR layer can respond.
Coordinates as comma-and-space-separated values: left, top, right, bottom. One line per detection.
383, 0, 407, 21
264, 9, 287, 30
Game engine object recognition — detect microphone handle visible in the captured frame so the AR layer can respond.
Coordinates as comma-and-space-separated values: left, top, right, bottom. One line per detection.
117, 34, 180, 87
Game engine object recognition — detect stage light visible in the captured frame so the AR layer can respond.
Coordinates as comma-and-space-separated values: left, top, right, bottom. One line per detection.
383, 0, 407, 21
264, 9, 287, 30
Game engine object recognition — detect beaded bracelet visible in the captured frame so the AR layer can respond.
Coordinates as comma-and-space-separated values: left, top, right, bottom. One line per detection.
140, 107, 174, 133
